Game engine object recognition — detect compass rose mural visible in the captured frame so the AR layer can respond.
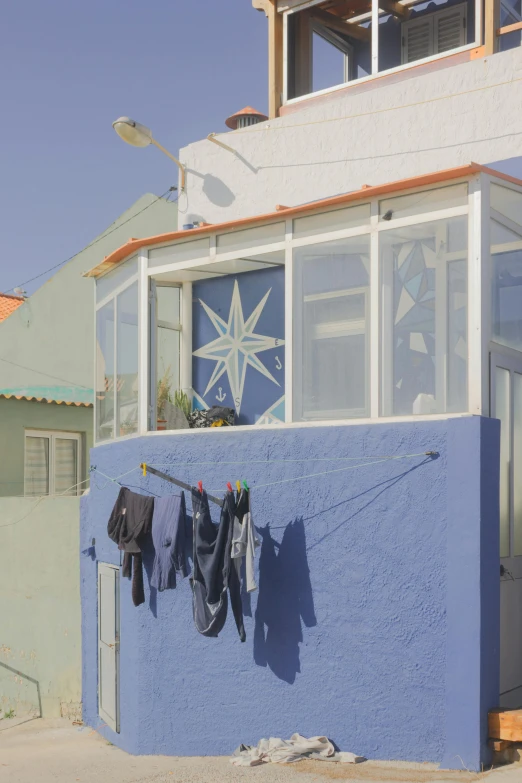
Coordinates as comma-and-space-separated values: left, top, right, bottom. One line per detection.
192, 268, 285, 425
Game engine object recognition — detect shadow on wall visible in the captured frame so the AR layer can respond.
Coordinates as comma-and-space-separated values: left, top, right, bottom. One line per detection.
254, 518, 316, 685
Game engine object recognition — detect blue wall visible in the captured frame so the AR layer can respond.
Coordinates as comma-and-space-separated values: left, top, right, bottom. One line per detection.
81, 416, 499, 770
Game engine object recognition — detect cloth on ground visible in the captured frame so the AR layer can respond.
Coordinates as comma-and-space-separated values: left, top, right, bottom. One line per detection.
107, 487, 154, 607
191, 489, 245, 642
151, 493, 188, 591
231, 488, 259, 593
230, 734, 364, 766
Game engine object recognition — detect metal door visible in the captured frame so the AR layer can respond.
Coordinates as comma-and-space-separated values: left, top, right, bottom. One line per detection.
98, 563, 120, 732
491, 351, 522, 707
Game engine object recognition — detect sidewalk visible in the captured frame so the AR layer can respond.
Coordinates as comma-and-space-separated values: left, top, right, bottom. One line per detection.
1, 719, 521, 783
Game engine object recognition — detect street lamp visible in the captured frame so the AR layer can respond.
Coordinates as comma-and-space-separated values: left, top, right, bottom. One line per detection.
112, 116, 186, 192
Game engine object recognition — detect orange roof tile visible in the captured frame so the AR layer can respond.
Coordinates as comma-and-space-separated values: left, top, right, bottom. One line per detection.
0, 293, 24, 322
0, 393, 92, 407
85, 163, 522, 279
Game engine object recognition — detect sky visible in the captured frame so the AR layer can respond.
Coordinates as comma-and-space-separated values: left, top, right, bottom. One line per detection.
0, 1, 267, 294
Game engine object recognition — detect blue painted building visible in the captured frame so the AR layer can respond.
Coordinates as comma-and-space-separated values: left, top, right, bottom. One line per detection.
82, 3, 522, 768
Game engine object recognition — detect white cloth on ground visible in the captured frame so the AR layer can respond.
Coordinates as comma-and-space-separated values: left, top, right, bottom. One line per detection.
231, 506, 259, 593
230, 733, 364, 766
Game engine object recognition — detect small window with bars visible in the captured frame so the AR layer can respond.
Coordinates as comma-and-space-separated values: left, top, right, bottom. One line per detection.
24, 430, 82, 497
401, 4, 467, 65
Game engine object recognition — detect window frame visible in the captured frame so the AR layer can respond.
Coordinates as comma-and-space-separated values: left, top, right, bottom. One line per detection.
24, 429, 82, 497
282, 0, 481, 105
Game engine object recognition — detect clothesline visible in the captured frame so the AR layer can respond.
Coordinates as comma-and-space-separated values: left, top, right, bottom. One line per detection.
90, 451, 436, 495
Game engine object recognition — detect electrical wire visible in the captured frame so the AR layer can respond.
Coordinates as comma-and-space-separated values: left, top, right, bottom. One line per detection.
5, 188, 176, 295
0, 356, 93, 391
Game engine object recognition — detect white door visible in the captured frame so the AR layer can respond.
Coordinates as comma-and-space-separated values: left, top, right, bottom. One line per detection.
491, 351, 522, 707
98, 563, 120, 732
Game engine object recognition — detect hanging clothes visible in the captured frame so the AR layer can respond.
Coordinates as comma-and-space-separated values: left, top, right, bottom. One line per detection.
150, 493, 188, 591
191, 489, 245, 642
107, 487, 154, 607
231, 488, 259, 593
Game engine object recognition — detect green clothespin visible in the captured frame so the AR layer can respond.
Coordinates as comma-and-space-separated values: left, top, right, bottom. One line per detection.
243, 479, 249, 491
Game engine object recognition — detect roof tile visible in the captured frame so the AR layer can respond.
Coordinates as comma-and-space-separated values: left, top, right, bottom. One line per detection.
0, 293, 24, 322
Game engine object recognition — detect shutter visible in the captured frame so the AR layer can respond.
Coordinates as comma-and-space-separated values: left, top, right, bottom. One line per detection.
435, 6, 466, 53
402, 18, 434, 64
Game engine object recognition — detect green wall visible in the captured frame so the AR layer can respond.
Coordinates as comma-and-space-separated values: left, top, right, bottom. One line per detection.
0, 497, 81, 718
0, 397, 93, 498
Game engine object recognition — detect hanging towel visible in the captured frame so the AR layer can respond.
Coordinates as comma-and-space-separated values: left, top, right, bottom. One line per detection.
150, 493, 188, 591
107, 487, 154, 607
191, 489, 245, 642
231, 488, 260, 592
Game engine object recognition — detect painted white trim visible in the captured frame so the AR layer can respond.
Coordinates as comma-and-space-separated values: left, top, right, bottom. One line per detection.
370, 201, 380, 418
138, 252, 148, 435
285, 219, 293, 423
96, 274, 139, 311
371, 0, 379, 75
376, 204, 469, 231
181, 283, 193, 394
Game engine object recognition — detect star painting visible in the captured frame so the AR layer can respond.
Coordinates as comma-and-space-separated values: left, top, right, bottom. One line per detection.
193, 280, 284, 413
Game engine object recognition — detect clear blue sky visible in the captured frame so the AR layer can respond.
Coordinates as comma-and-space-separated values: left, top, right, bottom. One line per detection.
0, 1, 267, 294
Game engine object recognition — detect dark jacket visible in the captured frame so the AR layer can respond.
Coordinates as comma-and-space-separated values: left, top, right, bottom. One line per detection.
107, 487, 154, 606
191, 489, 245, 642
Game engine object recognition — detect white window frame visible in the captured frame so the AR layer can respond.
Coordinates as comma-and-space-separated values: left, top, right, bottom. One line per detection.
282, 0, 480, 105
24, 429, 82, 497
91, 173, 522, 442
311, 20, 354, 87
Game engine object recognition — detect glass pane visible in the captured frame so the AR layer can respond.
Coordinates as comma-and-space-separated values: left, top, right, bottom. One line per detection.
216, 223, 285, 254
515, 373, 522, 556
25, 437, 49, 497
148, 238, 210, 268
491, 219, 522, 352
379, 184, 468, 222
312, 31, 347, 93
157, 286, 180, 325
499, 0, 522, 51
96, 256, 138, 302
381, 216, 468, 416
96, 301, 115, 441
491, 184, 522, 230
294, 235, 370, 420
157, 328, 181, 423
293, 203, 370, 240
496, 366, 511, 558
55, 439, 78, 496
117, 283, 139, 437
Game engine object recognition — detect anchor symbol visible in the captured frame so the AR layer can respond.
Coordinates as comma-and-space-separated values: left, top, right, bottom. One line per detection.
275, 356, 282, 370
216, 387, 226, 402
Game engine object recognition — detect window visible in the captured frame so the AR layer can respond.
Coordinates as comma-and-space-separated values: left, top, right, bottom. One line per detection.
24, 430, 81, 497
153, 284, 182, 429
96, 281, 139, 442
491, 185, 522, 352
380, 215, 468, 416
294, 235, 371, 420
402, 5, 467, 65
311, 23, 353, 93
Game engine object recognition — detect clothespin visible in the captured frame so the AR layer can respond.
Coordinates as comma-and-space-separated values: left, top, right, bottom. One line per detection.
198, 480, 203, 494
142, 463, 147, 477
243, 479, 249, 491
227, 482, 233, 493
236, 480, 241, 493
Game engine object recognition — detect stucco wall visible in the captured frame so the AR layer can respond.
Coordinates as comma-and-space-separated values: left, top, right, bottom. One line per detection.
81, 415, 499, 770
0, 497, 81, 718
0, 397, 93, 498
0, 194, 177, 397
178, 47, 522, 227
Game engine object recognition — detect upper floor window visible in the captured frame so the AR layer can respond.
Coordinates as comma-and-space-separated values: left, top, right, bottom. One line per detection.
25, 430, 81, 497
283, 0, 477, 102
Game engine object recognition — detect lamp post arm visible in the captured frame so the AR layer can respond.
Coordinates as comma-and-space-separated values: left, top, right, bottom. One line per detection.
151, 138, 186, 192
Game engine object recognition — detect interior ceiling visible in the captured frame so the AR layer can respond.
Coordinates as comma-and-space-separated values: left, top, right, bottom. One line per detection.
314, 0, 410, 25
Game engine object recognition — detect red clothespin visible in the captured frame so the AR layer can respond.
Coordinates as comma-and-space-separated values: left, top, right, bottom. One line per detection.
197, 480, 203, 494
227, 482, 233, 493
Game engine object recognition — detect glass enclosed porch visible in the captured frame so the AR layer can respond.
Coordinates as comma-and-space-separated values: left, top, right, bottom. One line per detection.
92, 166, 522, 443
